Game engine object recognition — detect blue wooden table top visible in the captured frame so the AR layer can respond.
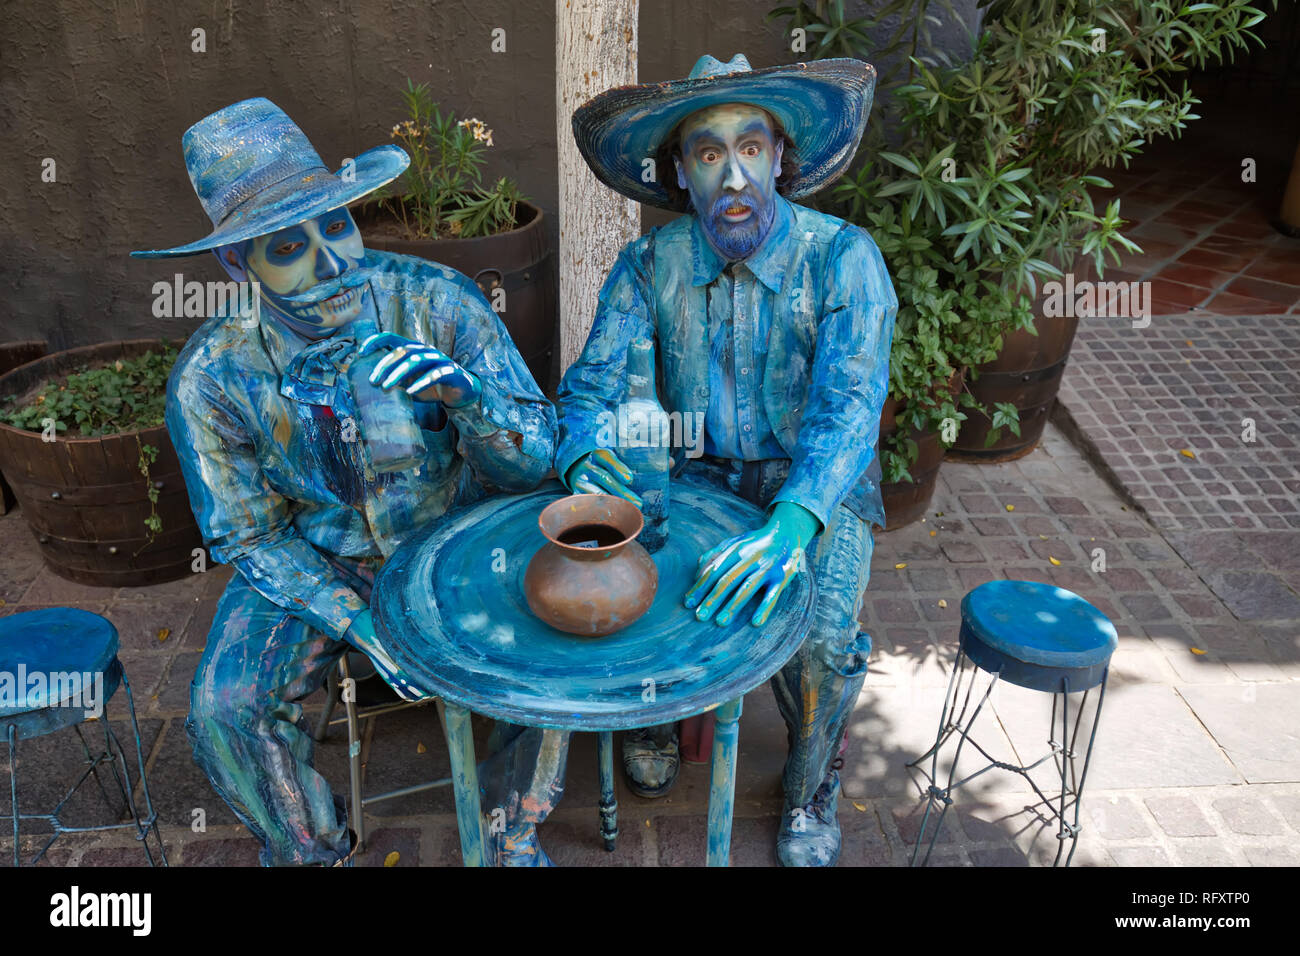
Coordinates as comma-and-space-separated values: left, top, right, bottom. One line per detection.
372, 480, 816, 730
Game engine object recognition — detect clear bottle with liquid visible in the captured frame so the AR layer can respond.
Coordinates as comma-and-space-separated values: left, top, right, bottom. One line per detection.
620, 337, 670, 553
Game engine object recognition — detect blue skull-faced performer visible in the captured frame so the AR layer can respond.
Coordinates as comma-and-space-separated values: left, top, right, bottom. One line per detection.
556, 55, 897, 866
131, 99, 556, 865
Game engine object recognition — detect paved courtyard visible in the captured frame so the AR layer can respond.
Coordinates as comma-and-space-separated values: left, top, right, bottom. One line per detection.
1, 414, 1295, 867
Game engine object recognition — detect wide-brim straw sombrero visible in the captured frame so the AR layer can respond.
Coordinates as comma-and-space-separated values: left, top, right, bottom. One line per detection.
572, 54, 876, 212
132, 97, 409, 258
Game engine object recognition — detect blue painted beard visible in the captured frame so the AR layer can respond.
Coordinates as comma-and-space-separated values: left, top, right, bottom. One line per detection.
697, 189, 778, 263
247, 260, 378, 340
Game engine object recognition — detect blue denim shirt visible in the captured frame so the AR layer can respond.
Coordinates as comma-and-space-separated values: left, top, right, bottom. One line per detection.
703, 263, 786, 460
557, 196, 897, 529
166, 250, 556, 642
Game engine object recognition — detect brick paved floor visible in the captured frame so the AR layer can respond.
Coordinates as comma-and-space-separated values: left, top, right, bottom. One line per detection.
1083, 87, 1299, 316
2, 423, 1295, 866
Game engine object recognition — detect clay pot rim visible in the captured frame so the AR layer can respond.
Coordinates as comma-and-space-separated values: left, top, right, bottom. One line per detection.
537, 493, 644, 555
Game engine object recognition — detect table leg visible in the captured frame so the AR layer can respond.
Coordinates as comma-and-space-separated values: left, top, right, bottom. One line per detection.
597, 731, 617, 851
435, 700, 488, 867
706, 698, 743, 867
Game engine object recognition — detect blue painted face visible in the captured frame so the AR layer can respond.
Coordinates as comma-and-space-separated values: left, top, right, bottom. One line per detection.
218, 207, 374, 337
674, 104, 784, 263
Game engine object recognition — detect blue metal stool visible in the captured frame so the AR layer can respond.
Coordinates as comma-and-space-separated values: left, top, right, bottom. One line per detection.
908, 580, 1118, 867
1, 608, 166, 866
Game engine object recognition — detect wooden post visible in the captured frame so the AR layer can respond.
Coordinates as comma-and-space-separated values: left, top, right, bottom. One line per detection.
556, 0, 641, 374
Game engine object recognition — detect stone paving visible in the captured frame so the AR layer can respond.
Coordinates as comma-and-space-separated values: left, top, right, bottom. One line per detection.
2, 422, 1295, 867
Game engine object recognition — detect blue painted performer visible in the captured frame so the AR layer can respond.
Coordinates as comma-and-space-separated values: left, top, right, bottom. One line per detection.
555, 54, 897, 866
132, 99, 556, 865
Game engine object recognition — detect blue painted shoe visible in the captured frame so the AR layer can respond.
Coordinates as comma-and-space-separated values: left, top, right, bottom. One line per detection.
490, 824, 555, 867
776, 769, 842, 867
621, 726, 680, 798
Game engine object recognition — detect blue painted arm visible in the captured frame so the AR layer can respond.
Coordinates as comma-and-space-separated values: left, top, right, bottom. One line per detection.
768, 226, 897, 530
398, 273, 557, 492
555, 242, 656, 486
165, 368, 367, 641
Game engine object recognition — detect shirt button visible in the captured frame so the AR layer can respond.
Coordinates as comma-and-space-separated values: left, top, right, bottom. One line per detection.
744, 424, 752, 432
740, 368, 749, 375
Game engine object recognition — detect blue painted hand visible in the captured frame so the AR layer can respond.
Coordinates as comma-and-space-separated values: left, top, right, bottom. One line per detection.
565, 449, 643, 507
343, 609, 428, 702
358, 332, 483, 408
685, 501, 820, 627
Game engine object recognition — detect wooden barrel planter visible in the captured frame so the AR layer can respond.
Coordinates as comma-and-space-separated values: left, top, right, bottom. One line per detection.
0, 340, 204, 587
0, 340, 48, 514
353, 200, 556, 393
949, 259, 1094, 462
878, 369, 965, 530
878, 398, 947, 531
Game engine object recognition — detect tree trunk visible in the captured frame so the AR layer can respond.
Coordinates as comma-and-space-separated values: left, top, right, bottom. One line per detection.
556, 0, 640, 374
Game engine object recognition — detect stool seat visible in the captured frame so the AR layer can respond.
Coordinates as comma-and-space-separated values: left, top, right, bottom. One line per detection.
959, 581, 1118, 693
0, 608, 119, 717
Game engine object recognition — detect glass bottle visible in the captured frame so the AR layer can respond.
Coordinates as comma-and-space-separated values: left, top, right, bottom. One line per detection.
345, 307, 428, 474
620, 337, 670, 553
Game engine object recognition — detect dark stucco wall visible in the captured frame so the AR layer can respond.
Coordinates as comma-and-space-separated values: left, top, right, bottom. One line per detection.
0, 0, 979, 351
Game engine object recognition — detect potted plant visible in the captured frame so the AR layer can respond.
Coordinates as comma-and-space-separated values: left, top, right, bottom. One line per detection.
768, 0, 1276, 517
0, 340, 204, 587
352, 80, 556, 392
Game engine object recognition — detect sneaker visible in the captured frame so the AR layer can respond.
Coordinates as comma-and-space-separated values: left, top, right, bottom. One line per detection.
621, 727, 680, 798
776, 768, 842, 867
489, 824, 555, 867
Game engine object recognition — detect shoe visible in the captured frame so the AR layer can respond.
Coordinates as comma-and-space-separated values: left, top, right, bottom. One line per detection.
776, 768, 842, 867
489, 824, 555, 867
622, 727, 680, 798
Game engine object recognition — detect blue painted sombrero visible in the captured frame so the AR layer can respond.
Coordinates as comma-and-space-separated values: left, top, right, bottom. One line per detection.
132, 97, 409, 258
572, 54, 876, 211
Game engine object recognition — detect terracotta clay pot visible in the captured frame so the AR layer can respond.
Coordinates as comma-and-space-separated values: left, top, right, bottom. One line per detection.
524, 494, 658, 637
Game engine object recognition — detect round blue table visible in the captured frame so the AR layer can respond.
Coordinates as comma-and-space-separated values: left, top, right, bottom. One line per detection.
372, 479, 816, 866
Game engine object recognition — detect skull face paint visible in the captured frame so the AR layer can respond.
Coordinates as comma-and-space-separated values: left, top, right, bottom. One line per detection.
219, 207, 375, 338
674, 104, 784, 263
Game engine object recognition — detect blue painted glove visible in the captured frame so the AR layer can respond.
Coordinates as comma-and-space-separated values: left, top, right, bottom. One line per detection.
565, 449, 642, 507
685, 502, 820, 627
358, 332, 482, 409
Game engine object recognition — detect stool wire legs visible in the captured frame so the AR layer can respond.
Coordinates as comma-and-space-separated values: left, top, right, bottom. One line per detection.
597, 731, 617, 851
907, 644, 1002, 867
4, 672, 166, 867
907, 643, 1111, 867
1052, 670, 1109, 867
7, 723, 16, 868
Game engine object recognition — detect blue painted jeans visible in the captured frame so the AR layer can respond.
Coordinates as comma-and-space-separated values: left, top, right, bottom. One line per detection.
187, 557, 382, 866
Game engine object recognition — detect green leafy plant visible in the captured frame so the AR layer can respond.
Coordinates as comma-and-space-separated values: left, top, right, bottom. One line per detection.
768, 0, 1275, 481
377, 80, 527, 239
137, 438, 162, 552
0, 344, 177, 438
0, 344, 178, 538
